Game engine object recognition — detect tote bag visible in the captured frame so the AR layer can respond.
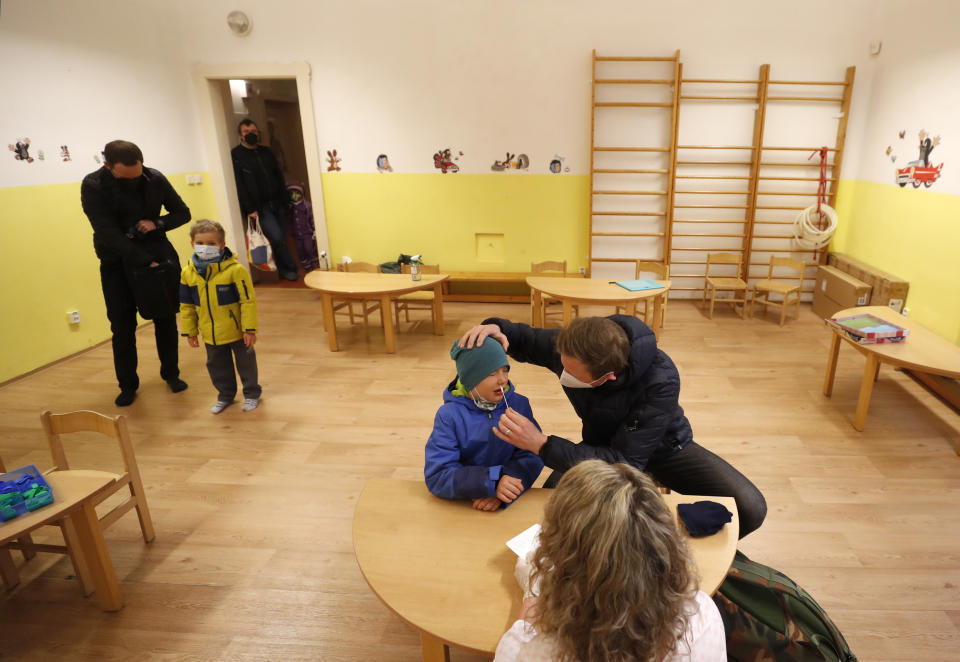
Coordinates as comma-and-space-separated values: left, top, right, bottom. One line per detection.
246, 214, 277, 272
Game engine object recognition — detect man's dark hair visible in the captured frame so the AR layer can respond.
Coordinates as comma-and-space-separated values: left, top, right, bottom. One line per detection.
556, 317, 630, 379
103, 140, 143, 166
237, 118, 258, 134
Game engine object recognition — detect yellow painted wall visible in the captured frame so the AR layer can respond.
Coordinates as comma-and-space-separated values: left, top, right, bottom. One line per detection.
320, 174, 591, 273
833, 179, 960, 346
0, 173, 218, 382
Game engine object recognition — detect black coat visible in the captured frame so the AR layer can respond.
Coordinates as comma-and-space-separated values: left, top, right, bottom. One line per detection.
231, 144, 286, 217
80, 166, 190, 267
483, 315, 693, 473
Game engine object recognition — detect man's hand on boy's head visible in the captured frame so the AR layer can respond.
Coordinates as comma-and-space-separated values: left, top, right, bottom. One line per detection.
493, 409, 548, 454
497, 475, 524, 503
187, 336, 199, 348
459, 323, 509, 351
472, 497, 501, 512
243, 332, 257, 347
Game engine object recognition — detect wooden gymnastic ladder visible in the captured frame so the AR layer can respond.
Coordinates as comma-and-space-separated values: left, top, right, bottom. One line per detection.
588, 50, 681, 280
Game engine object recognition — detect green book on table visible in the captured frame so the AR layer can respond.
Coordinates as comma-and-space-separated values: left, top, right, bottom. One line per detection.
613, 278, 664, 292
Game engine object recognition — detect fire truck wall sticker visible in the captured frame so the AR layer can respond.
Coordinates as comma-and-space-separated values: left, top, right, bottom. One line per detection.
433, 148, 461, 173
887, 129, 943, 189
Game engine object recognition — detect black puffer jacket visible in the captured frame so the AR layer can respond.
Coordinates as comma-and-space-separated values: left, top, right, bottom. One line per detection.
483, 315, 693, 472
231, 144, 286, 217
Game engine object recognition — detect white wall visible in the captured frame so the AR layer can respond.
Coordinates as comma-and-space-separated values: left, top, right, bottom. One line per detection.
171, 0, 882, 177
0, 0, 206, 187
849, 1, 960, 193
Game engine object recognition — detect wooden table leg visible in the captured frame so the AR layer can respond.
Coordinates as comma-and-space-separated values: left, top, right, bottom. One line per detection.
652, 295, 663, 341
320, 292, 339, 352
381, 294, 396, 353
432, 283, 444, 336
823, 332, 841, 397
853, 353, 881, 432
69, 501, 123, 611
0, 548, 19, 590
562, 300, 573, 326
420, 632, 450, 662
531, 288, 542, 326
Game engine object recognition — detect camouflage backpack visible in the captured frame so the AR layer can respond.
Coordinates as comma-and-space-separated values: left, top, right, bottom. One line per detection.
712, 551, 858, 662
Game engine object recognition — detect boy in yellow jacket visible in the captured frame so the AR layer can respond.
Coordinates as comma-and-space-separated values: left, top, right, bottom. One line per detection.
179, 219, 261, 413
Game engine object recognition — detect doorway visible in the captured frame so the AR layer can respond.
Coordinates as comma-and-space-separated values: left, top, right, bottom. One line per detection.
193, 63, 329, 289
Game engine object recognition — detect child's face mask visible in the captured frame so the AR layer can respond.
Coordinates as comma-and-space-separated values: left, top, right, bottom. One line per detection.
194, 244, 221, 261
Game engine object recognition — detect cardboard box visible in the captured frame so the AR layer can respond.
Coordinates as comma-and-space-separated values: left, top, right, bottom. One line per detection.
812, 265, 872, 319
827, 252, 909, 312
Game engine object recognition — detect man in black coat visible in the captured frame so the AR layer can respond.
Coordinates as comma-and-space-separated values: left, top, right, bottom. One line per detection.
231, 119, 299, 281
460, 315, 766, 538
81, 140, 191, 406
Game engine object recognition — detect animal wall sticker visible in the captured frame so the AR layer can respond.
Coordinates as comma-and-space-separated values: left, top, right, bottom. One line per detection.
376, 154, 393, 172
326, 149, 342, 172
888, 129, 943, 189
8, 138, 34, 163
491, 152, 529, 171
433, 148, 460, 173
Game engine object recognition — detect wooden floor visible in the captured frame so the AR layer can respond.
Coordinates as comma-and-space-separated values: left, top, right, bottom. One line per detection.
2, 291, 958, 661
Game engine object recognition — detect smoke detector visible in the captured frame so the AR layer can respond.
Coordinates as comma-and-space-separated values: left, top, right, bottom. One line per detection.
226, 11, 252, 37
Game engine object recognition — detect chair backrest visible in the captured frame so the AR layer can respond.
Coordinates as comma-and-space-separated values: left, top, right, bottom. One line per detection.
768, 256, 806, 283
345, 261, 381, 273
705, 252, 742, 279
634, 260, 669, 280
41, 410, 130, 473
531, 260, 566, 274
401, 263, 440, 274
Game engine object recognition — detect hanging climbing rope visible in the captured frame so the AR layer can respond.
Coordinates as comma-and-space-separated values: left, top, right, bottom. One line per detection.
793, 147, 838, 254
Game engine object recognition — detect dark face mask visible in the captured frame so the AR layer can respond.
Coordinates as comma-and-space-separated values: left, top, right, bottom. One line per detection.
243, 132, 260, 146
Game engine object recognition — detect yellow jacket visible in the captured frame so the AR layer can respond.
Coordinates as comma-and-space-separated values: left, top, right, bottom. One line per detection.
179, 249, 257, 345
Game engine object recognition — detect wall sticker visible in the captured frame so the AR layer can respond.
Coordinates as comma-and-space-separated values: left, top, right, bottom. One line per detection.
376, 154, 393, 172
889, 129, 943, 189
433, 147, 460, 173
326, 149, 342, 172
8, 138, 34, 163
491, 152, 529, 171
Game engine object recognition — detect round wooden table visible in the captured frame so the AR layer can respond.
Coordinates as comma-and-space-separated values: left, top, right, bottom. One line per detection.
304, 271, 449, 353
353, 478, 737, 662
823, 305, 960, 434
526, 276, 670, 339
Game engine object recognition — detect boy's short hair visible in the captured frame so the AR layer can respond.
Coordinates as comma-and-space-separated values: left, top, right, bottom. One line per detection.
103, 140, 143, 166
556, 317, 630, 378
237, 118, 257, 134
190, 219, 226, 243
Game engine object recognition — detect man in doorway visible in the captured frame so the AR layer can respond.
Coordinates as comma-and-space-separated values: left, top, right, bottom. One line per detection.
231, 118, 299, 281
80, 140, 191, 406
459, 315, 767, 539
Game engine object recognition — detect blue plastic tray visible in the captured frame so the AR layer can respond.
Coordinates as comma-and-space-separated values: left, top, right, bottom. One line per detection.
0, 464, 55, 523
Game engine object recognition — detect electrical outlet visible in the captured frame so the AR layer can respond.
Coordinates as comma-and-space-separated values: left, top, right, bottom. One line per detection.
901, 307, 910, 318
67, 310, 81, 324
578, 267, 586, 275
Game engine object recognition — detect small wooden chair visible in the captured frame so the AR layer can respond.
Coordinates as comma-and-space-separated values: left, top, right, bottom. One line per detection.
394, 264, 440, 329
532, 260, 577, 327
616, 260, 670, 328
703, 252, 749, 319
341, 261, 383, 327
42, 410, 156, 545
750, 256, 805, 326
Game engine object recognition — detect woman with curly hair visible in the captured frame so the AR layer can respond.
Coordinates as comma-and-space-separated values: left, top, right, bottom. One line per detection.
495, 460, 726, 662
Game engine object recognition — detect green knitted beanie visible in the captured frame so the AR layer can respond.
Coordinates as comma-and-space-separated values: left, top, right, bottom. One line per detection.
449, 337, 509, 392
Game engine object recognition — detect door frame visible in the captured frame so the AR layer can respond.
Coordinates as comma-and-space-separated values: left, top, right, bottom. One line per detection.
192, 61, 329, 269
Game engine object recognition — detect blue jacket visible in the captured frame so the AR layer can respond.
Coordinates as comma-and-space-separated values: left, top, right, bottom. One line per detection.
424, 379, 544, 501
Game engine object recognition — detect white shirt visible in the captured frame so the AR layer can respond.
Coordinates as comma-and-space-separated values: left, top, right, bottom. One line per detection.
494, 590, 726, 662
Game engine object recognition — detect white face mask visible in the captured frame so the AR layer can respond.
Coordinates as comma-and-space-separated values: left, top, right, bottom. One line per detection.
194, 244, 221, 261
559, 369, 607, 389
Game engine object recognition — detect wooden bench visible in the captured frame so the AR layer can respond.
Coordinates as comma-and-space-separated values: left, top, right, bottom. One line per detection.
442, 271, 583, 303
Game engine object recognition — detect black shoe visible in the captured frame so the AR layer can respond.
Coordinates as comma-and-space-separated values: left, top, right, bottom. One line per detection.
167, 378, 188, 393
115, 390, 137, 407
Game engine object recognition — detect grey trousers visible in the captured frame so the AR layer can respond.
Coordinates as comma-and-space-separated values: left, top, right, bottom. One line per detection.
205, 340, 261, 401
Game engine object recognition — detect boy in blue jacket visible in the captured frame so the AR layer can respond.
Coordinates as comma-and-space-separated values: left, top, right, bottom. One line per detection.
425, 337, 544, 511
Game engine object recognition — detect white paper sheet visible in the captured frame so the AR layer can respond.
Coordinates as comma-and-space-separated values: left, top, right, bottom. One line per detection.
505, 523, 541, 558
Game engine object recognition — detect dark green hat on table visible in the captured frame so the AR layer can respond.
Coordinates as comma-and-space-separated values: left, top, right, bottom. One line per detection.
450, 337, 509, 391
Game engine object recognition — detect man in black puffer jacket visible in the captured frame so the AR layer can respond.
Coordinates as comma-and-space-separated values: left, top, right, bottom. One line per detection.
459, 315, 766, 538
